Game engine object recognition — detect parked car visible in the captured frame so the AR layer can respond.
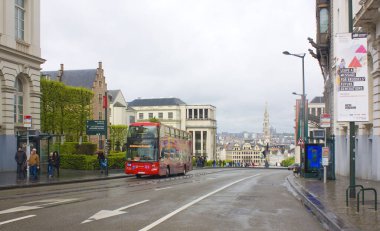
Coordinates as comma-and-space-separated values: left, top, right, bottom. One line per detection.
287, 163, 300, 171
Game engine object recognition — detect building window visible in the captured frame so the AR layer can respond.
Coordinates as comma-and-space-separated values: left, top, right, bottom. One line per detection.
15, 0, 25, 40
194, 109, 198, 119
99, 81, 102, 87
139, 113, 143, 120
98, 94, 102, 105
319, 8, 329, 33
205, 109, 208, 119
199, 109, 203, 119
168, 112, 173, 119
188, 109, 192, 119
149, 113, 153, 119
14, 78, 24, 124
158, 112, 163, 119
99, 112, 102, 120
129, 116, 135, 124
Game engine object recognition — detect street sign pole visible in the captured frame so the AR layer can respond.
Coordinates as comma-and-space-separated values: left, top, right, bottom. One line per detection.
103, 92, 109, 176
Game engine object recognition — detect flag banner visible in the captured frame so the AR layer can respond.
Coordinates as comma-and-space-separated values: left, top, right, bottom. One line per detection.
334, 33, 369, 122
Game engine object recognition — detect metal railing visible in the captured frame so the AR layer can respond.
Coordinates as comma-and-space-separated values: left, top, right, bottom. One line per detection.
357, 188, 377, 212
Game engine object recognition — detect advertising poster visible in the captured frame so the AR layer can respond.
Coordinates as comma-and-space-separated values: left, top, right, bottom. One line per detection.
305, 144, 322, 173
335, 33, 368, 122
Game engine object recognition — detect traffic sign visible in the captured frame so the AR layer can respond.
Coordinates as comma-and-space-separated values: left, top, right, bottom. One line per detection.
24, 115, 32, 128
86, 120, 106, 135
297, 138, 305, 148
320, 113, 331, 128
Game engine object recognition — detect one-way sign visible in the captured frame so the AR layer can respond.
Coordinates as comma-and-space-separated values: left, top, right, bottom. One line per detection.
86, 120, 106, 135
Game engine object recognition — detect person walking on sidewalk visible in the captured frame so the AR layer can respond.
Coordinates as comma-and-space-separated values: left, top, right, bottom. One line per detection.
28, 148, 40, 181
53, 151, 60, 177
15, 147, 27, 180
97, 151, 106, 174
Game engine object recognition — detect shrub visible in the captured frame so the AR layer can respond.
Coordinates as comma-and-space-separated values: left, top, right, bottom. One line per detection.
60, 152, 126, 170
53, 142, 97, 155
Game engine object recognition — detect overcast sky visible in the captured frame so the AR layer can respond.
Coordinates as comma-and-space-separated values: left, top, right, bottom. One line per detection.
41, 0, 324, 133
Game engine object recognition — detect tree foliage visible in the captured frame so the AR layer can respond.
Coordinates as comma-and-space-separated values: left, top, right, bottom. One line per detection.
40, 79, 93, 141
281, 156, 295, 167
110, 125, 128, 151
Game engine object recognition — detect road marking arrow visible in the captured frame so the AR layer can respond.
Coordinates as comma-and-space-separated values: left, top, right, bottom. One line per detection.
81, 200, 149, 224
0, 206, 41, 215
0, 198, 80, 215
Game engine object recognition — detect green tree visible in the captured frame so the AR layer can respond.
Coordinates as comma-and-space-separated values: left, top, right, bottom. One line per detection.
281, 156, 295, 167
110, 125, 128, 151
149, 117, 160, 123
40, 78, 93, 142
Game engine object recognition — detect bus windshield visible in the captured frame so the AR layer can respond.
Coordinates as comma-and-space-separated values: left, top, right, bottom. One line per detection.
127, 125, 158, 139
126, 140, 158, 161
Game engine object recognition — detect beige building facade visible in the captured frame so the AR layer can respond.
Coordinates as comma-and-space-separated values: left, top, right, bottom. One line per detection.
311, 0, 380, 180
0, 0, 44, 171
226, 143, 264, 166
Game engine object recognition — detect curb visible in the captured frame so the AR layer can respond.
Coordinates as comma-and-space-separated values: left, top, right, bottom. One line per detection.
286, 175, 359, 231
0, 174, 131, 191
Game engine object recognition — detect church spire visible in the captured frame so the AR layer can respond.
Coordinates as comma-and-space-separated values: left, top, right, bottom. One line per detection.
263, 102, 270, 145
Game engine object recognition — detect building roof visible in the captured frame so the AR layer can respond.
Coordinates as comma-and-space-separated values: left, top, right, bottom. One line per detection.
42, 69, 97, 89
128, 98, 186, 107
310, 96, 324, 104
107, 90, 120, 104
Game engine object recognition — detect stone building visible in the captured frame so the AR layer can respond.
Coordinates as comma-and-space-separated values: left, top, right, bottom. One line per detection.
308, 96, 326, 144
128, 97, 217, 160
310, 0, 380, 180
226, 143, 264, 166
0, 0, 44, 171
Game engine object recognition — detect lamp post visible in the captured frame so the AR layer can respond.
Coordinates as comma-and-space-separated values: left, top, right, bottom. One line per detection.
283, 51, 307, 142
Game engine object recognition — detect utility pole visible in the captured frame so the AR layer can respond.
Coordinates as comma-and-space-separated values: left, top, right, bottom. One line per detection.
348, 0, 356, 198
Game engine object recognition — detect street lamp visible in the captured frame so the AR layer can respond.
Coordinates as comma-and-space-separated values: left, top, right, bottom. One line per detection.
284, 51, 307, 142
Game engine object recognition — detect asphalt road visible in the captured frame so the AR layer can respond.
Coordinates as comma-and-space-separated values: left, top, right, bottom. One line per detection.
0, 169, 325, 231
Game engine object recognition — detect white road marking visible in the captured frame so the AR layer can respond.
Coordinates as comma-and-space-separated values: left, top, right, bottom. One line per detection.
0, 206, 41, 215
82, 200, 149, 224
0, 215, 36, 226
25, 198, 79, 206
155, 187, 172, 191
139, 173, 261, 231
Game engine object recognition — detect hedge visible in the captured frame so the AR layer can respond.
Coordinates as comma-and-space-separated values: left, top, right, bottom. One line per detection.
60, 152, 126, 170
54, 142, 97, 155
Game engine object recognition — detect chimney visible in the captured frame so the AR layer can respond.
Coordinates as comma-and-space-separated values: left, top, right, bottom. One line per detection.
98, 61, 102, 69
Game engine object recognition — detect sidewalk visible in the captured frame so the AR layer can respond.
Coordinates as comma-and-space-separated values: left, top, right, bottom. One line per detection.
0, 169, 129, 190
287, 173, 380, 231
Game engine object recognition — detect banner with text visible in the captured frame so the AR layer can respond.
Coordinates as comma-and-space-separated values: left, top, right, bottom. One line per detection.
335, 33, 368, 122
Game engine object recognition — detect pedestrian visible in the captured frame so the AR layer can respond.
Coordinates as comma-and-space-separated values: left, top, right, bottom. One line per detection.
15, 147, 27, 180
28, 148, 40, 181
97, 151, 106, 173
53, 151, 60, 177
47, 152, 54, 178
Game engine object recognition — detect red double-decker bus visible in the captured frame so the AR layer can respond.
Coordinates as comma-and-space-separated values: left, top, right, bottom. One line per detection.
125, 122, 193, 178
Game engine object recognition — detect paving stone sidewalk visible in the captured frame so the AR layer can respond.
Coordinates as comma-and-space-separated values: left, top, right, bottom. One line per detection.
288, 173, 380, 231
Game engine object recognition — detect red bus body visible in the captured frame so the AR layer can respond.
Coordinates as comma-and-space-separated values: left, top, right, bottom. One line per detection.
125, 122, 193, 177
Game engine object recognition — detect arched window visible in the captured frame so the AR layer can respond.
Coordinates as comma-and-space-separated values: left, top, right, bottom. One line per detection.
14, 78, 24, 123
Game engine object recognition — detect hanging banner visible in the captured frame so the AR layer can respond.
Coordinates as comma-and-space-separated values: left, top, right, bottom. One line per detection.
335, 33, 368, 122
